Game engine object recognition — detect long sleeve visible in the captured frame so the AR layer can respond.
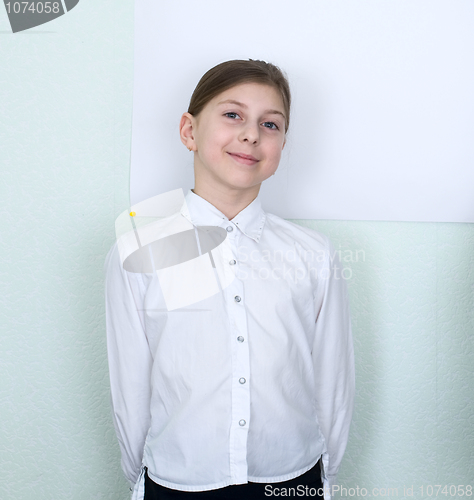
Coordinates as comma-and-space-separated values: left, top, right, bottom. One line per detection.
105, 243, 153, 486
312, 238, 355, 492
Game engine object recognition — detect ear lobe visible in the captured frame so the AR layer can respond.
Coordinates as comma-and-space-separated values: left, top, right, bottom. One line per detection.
179, 112, 196, 149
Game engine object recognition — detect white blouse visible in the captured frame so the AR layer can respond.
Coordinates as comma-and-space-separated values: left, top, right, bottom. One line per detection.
105, 188, 355, 499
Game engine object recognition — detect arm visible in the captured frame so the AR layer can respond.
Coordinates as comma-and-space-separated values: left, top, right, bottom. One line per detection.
105, 243, 153, 487
312, 238, 355, 492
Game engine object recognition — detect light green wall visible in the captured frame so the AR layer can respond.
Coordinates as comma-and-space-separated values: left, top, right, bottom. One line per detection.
296, 220, 474, 498
1, 2, 131, 499
1, 2, 472, 499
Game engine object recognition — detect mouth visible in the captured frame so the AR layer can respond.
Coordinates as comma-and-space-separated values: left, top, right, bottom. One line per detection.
227, 152, 259, 165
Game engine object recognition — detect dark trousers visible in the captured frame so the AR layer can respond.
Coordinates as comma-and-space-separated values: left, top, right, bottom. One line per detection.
144, 459, 323, 499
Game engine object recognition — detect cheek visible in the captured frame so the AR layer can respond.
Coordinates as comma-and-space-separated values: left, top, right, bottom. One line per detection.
203, 123, 226, 144
203, 128, 232, 156
199, 137, 225, 166
267, 140, 284, 162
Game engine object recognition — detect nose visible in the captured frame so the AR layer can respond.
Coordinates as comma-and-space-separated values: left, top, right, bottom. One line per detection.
239, 123, 259, 145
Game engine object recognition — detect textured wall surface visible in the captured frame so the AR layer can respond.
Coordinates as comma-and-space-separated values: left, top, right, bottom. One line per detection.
1, 2, 473, 500
293, 220, 474, 497
0, 2, 132, 499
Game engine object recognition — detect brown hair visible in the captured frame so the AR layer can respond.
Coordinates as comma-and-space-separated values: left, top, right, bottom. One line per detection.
187, 59, 291, 133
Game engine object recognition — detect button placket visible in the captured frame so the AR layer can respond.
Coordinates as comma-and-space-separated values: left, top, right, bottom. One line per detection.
226, 234, 250, 483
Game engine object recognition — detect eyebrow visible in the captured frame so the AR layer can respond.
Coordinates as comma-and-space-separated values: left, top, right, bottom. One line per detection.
217, 99, 286, 120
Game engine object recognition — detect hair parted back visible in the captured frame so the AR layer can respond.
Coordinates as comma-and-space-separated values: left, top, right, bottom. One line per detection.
188, 59, 291, 133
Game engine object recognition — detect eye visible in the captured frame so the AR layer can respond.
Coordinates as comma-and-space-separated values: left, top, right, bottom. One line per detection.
262, 121, 279, 130
224, 112, 241, 119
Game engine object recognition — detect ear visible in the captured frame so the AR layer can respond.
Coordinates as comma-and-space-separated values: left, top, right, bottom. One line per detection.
179, 112, 197, 151
282, 136, 287, 150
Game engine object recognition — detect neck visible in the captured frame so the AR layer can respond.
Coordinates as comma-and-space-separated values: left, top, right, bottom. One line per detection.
191, 182, 260, 220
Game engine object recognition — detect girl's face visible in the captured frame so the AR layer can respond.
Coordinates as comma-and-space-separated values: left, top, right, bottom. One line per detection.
181, 82, 287, 195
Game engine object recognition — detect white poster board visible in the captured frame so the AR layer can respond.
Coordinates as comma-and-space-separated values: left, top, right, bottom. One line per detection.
130, 0, 474, 222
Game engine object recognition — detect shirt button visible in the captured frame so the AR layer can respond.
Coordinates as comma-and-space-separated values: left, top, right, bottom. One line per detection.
234, 295, 241, 302
237, 336, 244, 342
239, 419, 246, 426
229, 259, 236, 265
239, 377, 246, 384
226, 226, 233, 232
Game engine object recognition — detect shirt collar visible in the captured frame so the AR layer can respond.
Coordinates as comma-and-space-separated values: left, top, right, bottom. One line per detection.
180, 189, 267, 243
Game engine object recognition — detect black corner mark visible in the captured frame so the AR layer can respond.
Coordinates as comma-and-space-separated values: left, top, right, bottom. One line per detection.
3, 0, 80, 33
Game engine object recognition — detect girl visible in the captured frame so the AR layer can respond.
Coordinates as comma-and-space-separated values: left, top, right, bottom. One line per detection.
105, 59, 355, 500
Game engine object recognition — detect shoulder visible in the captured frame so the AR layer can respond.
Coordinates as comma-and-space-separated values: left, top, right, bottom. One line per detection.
264, 211, 333, 254
104, 240, 120, 273
104, 241, 133, 290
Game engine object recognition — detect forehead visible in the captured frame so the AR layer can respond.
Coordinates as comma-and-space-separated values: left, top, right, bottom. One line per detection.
211, 82, 285, 111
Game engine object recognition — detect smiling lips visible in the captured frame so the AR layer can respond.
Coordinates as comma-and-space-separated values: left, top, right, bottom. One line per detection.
227, 152, 259, 166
